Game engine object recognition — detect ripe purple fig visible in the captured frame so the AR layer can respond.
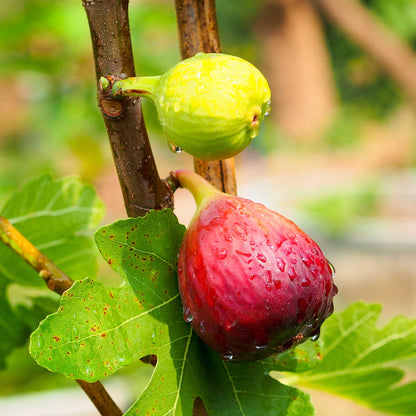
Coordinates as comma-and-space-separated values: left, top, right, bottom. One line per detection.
175, 169, 337, 361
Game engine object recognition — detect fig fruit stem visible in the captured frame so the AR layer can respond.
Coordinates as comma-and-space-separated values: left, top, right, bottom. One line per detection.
105, 76, 161, 99
175, 169, 220, 210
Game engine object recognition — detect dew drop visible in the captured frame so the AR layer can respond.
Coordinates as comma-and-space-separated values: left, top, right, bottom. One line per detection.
255, 344, 268, 350
264, 99, 272, 116
225, 198, 243, 210
151, 332, 156, 344
221, 352, 234, 361
301, 254, 312, 267
327, 260, 336, 278
311, 333, 320, 342
199, 321, 207, 334
183, 307, 193, 323
256, 253, 267, 263
310, 327, 321, 342
276, 257, 286, 272
301, 277, 311, 287
288, 266, 297, 281
274, 280, 282, 290
233, 223, 248, 238
167, 140, 182, 154
235, 250, 251, 259
215, 247, 227, 260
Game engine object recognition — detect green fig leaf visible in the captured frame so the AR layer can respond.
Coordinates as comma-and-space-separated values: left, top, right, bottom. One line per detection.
266, 339, 324, 373
275, 302, 416, 415
0, 175, 104, 368
0, 291, 29, 369
1, 175, 105, 287
30, 209, 313, 416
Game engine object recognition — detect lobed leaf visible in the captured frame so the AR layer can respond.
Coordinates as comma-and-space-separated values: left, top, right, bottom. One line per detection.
277, 302, 416, 415
30, 209, 314, 416
0, 175, 104, 367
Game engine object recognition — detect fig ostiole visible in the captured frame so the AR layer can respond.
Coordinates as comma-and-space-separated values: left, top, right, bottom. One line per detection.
175, 169, 337, 362
100, 53, 271, 161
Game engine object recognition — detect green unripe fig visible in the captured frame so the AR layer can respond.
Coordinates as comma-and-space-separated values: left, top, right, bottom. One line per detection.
101, 53, 271, 160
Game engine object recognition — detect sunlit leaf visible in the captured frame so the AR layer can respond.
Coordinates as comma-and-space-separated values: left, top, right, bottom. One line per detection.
276, 302, 416, 415
30, 209, 314, 416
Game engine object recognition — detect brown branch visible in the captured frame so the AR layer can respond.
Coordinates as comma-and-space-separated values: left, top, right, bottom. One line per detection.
0, 216, 123, 416
77, 380, 122, 416
174, 0, 237, 195
313, 0, 416, 105
174, 2, 236, 415
0, 216, 73, 295
82, 0, 173, 218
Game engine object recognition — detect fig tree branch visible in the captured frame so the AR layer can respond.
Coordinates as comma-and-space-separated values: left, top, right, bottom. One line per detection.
0, 216, 123, 416
314, 0, 416, 106
82, 0, 173, 218
0, 216, 73, 295
174, 0, 237, 195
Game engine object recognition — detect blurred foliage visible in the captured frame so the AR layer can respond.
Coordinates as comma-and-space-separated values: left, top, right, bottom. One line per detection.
1, 0, 415, 201
300, 181, 380, 237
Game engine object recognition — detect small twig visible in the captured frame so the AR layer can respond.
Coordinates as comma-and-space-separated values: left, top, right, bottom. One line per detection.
0, 216, 73, 295
0, 216, 123, 416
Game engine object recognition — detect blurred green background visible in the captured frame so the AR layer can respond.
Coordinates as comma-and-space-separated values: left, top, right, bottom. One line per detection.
0, 0, 416, 414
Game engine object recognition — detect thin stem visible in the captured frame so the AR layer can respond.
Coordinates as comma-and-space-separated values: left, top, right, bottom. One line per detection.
111, 76, 161, 98
0, 216, 73, 295
174, 0, 237, 196
82, 0, 173, 218
0, 216, 123, 416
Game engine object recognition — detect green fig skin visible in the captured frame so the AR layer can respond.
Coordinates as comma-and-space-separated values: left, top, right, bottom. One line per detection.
175, 170, 337, 362
106, 53, 271, 161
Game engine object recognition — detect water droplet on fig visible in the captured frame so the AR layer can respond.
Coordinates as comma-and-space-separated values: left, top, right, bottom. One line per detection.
255, 344, 268, 350
199, 320, 206, 334
310, 328, 320, 342
274, 280, 282, 290
167, 140, 182, 154
226, 198, 242, 210
276, 257, 286, 272
301, 277, 311, 287
183, 307, 193, 322
327, 260, 336, 278
288, 266, 297, 281
221, 353, 234, 361
264, 99, 272, 116
233, 223, 248, 238
256, 253, 267, 263
215, 247, 227, 260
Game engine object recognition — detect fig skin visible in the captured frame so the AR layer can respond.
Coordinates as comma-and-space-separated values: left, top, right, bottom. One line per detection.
175, 170, 337, 362
104, 53, 271, 161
